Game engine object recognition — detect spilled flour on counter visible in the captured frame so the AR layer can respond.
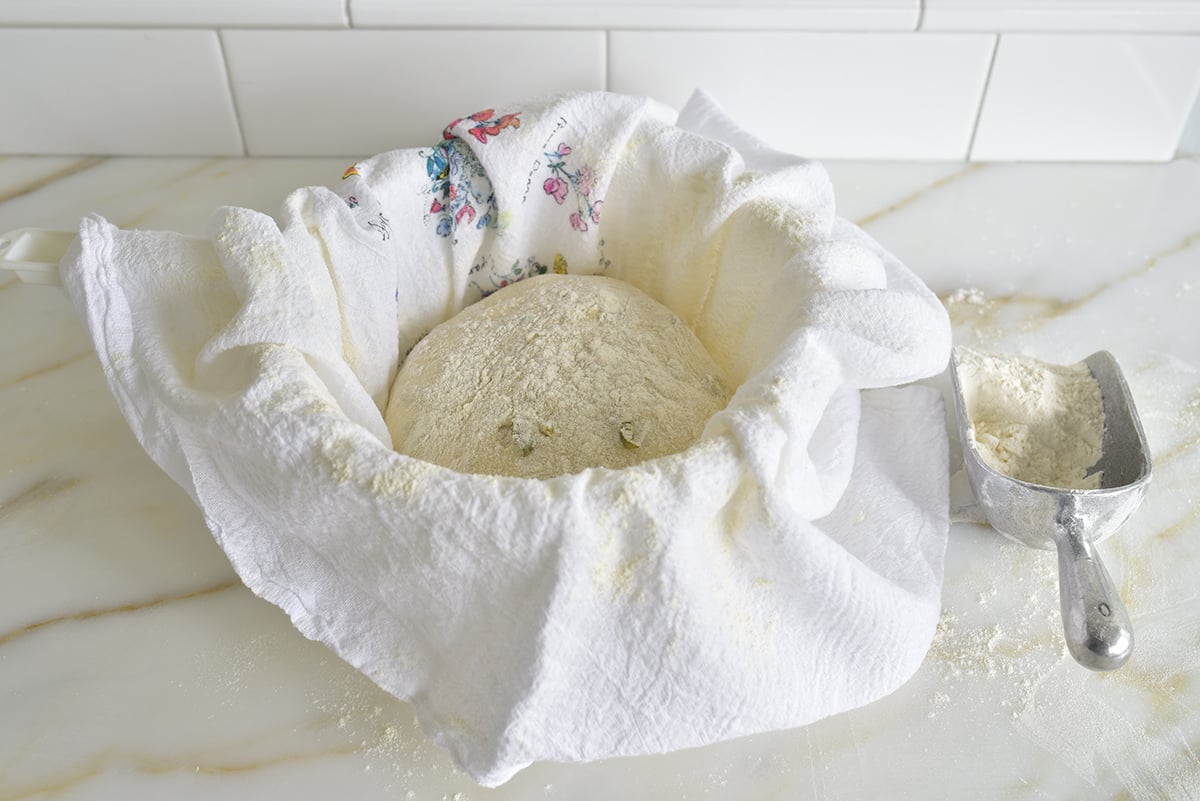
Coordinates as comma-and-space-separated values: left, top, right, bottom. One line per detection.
956, 348, 1105, 489
385, 274, 729, 479
925, 537, 1200, 798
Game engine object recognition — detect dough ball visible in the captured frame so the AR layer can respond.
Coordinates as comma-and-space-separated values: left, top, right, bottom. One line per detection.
385, 274, 729, 479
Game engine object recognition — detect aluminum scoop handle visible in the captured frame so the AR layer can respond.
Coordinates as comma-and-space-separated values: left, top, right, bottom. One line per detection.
0, 228, 72, 286
1055, 519, 1133, 671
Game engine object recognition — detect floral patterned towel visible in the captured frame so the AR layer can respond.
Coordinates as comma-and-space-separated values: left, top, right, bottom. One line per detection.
62, 91, 952, 786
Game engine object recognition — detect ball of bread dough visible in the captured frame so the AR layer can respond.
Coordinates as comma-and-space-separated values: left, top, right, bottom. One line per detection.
384, 274, 729, 479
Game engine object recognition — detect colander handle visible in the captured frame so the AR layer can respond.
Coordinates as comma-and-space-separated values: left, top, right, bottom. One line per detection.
0, 228, 73, 286
1055, 521, 1134, 671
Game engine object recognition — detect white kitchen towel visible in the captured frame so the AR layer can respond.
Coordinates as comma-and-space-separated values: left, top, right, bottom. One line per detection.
62, 90, 952, 786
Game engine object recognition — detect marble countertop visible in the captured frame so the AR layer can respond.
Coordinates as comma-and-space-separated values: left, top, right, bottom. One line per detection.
1, 154, 1198, 800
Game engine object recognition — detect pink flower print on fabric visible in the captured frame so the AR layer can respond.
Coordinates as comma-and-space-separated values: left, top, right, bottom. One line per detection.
541, 141, 604, 234
575, 165, 596, 197
543, 177, 569, 204
467, 254, 553, 299
419, 107, 519, 240
443, 109, 522, 145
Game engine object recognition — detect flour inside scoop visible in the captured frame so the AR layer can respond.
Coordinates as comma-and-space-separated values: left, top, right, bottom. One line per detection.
955, 348, 1105, 490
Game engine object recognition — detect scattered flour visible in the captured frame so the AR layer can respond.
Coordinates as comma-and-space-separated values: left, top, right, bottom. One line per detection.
944, 287, 990, 313
956, 347, 1105, 489
385, 274, 729, 479
942, 287, 997, 332
924, 541, 1065, 716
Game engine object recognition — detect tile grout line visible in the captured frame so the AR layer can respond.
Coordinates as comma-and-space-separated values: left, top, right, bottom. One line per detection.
603, 29, 611, 92
216, 29, 249, 157
1175, 81, 1200, 158
964, 33, 1001, 161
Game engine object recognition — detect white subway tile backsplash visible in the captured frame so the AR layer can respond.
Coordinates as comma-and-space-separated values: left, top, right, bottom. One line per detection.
922, 1, 1200, 33
609, 32, 995, 160
222, 29, 605, 156
2, 16, 1199, 161
971, 34, 1200, 161
0, 0, 347, 28
350, 0, 918, 31
0, 29, 243, 156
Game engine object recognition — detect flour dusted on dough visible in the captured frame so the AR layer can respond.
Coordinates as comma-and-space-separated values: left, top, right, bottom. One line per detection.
384, 274, 729, 479
957, 348, 1105, 489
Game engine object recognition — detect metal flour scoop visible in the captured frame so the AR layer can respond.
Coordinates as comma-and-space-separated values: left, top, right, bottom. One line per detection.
949, 348, 1152, 671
